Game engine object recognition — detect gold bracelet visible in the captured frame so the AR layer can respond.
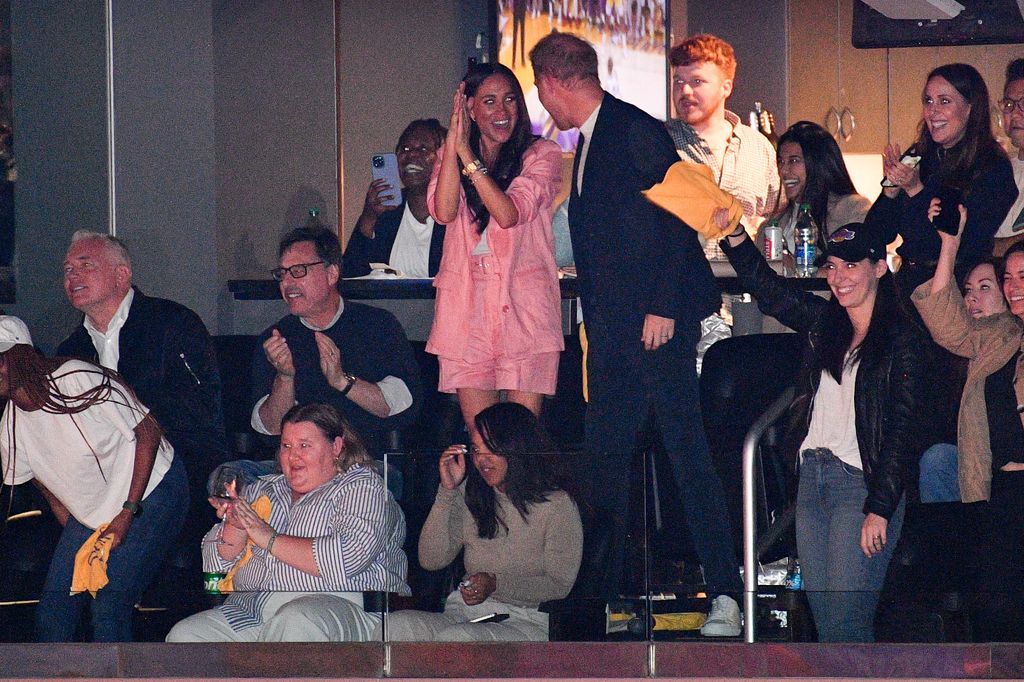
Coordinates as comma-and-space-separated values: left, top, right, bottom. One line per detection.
461, 159, 484, 177
468, 166, 489, 183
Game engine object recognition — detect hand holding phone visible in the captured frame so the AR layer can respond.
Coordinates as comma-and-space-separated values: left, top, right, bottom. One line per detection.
881, 145, 921, 188
930, 186, 964, 236
371, 153, 402, 208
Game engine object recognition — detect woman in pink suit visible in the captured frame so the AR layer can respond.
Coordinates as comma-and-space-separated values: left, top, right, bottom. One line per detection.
428, 62, 563, 433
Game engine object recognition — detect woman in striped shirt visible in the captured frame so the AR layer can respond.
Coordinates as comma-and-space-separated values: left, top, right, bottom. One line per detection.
166, 403, 409, 642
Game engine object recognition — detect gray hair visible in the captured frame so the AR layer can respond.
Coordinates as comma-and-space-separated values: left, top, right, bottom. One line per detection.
70, 230, 132, 268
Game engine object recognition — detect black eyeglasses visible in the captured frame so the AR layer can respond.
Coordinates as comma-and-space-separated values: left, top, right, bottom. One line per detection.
270, 261, 325, 281
999, 97, 1024, 115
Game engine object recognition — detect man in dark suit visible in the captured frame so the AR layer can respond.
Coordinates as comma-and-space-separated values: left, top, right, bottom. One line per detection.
531, 32, 742, 636
57, 231, 226, 553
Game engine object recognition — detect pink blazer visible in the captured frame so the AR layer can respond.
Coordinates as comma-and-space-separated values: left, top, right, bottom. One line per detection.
426, 138, 564, 360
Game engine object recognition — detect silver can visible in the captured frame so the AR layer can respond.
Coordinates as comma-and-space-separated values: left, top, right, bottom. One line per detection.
763, 222, 784, 261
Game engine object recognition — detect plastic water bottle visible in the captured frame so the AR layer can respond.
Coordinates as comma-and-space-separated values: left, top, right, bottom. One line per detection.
786, 557, 802, 590
794, 203, 817, 278
763, 218, 783, 261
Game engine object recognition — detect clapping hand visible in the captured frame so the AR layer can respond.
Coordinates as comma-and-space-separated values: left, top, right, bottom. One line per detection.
227, 497, 274, 548
263, 329, 295, 378
314, 332, 347, 391
882, 143, 923, 197
448, 83, 473, 161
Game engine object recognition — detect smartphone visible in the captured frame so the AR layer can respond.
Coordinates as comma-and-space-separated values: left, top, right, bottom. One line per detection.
880, 150, 922, 187
468, 612, 510, 624
371, 153, 402, 208
932, 186, 963, 236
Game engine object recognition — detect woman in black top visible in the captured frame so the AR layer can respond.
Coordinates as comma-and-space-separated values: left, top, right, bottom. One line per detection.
720, 212, 927, 642
867, 63, 1016, 293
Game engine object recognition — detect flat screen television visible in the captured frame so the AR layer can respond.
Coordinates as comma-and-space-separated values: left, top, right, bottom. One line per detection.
494, 0, 670, 151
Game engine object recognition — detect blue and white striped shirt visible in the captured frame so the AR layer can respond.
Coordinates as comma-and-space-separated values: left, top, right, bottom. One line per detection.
201, 464, 409, 630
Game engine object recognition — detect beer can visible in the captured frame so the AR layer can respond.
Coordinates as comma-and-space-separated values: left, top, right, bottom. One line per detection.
763, 222, 784, 261
203, 571, 226, 594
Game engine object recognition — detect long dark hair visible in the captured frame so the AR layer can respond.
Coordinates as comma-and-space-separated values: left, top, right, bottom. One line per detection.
460, 63, 537, 232
815, 266, 907, 383
2, 345, 151, 488
465, 402, 574, 539
777, 121, 858, 242
914, 63, 1007, 193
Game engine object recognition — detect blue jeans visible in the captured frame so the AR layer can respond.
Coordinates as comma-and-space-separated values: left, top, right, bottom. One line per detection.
918, 442, 960, 503
36, 454, 188, 642
796, 449, 904, 642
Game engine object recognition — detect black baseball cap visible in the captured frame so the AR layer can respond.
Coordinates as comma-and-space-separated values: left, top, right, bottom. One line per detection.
814, 223, 886, 266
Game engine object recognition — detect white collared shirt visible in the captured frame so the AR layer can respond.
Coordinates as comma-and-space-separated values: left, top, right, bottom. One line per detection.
575, 102, 602, 193
84, 288, 135, 370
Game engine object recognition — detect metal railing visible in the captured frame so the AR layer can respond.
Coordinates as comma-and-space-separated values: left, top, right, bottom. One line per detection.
742, 386, 794, 643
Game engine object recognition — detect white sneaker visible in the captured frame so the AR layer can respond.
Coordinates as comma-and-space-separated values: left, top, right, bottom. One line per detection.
700, 595, 742, 637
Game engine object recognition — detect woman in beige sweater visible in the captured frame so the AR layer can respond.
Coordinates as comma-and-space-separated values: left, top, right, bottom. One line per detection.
913, 202, 1024, 642
385, 402, 583, 641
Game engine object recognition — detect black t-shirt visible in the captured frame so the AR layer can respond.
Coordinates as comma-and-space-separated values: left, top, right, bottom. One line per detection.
985, 351, 1024, 471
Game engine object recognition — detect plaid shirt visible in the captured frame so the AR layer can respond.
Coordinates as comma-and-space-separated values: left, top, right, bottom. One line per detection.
665, 111, 780, 227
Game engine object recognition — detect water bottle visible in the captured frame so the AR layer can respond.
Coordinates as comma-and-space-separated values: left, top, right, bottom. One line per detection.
786, 557, 802, 591
762, 218, 783, 261
794, 203, 817, 278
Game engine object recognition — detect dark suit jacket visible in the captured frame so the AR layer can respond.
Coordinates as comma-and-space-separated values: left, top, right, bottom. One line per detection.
568, 93, 719, 355
342, 200, 446, 277
57, 288, 227, 476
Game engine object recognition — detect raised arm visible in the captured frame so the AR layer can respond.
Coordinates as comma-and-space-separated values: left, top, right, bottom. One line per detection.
720, 214, 825, 333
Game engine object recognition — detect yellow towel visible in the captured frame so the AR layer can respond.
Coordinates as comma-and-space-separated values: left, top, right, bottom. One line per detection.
71, 524, 114, 598
642, 161, 745, 240
217, 495, 272, 593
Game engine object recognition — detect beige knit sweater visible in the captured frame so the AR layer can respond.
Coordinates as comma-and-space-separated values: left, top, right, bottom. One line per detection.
419, 485, 583, 607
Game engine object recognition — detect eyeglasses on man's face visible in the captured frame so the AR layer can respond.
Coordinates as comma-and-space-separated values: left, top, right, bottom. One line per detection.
999, 97, 1024, 115
271, 261, 325, 281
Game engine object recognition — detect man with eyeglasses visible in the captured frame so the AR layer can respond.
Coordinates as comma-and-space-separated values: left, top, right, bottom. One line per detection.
342, 119, 447, 278
57, 230, 227, 558
994, 58, 1024, 257
251, 223, 421, 457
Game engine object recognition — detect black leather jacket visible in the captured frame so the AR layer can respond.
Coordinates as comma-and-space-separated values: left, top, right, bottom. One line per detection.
722, 237, 928, 519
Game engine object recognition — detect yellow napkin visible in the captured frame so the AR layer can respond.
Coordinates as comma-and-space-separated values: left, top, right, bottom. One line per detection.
71, 524, 114, 598
642, 161, 744, 239
218, 495, 273, 593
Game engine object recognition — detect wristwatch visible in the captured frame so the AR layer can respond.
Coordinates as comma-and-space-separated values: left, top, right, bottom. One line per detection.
122, 500, 143, 517
339, 372, 357, 397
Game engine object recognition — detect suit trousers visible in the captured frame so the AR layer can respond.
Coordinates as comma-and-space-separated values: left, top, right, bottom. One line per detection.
580, 326, 741, 598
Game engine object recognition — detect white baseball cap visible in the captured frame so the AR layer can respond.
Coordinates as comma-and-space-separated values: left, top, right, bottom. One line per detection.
0, 316, 33, 353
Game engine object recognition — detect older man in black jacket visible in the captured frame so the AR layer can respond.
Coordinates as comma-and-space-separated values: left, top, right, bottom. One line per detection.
57, 230, 226, 551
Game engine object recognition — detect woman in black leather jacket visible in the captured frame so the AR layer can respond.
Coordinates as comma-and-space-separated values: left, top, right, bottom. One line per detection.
720, 218, 927, 642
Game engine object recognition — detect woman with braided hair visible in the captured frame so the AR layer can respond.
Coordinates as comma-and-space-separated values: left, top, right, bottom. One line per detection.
0, 316, 186, 641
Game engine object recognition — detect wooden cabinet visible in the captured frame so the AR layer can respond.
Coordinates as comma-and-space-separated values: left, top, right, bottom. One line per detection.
788, 0, 888, 153
788, 0, 1022, 154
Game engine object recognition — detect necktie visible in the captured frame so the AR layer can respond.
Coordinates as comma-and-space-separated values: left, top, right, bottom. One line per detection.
572, 131, 585, 196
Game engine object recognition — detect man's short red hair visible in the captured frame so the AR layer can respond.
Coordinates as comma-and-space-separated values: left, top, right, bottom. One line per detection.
669, 34, 736, 81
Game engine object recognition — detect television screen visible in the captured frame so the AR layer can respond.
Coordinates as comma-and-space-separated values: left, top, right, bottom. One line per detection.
495, 0, 670, 151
